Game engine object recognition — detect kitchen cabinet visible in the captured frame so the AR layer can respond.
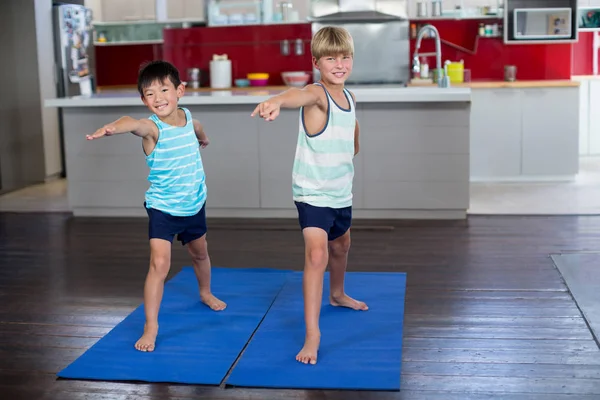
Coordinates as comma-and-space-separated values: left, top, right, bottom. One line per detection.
575, 78, 600, 156
521, 87, 579, 176
100, 0, 156, 21
166, 0, 205, 20
470, 89, 522, 180
587, 80, 600, 154
470, 87, 579, 181
579, 79, 590, 155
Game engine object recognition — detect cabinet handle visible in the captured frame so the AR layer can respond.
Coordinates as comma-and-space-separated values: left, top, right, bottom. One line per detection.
294, 39, 304, 55
280, 40, 290, 56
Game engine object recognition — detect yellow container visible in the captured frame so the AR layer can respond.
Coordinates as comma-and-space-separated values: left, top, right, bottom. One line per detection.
247, 73, 269, 80
446, 60, 464, 83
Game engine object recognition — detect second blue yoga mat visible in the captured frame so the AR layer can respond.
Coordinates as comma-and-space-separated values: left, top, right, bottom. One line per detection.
226, 271, 407, 391
57, 267, 290, 385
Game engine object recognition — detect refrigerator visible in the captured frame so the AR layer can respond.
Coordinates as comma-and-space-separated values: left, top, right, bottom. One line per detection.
52, 2, 95, 177
53, 3, 95, 98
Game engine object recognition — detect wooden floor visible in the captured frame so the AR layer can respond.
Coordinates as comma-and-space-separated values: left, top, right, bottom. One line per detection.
1, 212, 600, 400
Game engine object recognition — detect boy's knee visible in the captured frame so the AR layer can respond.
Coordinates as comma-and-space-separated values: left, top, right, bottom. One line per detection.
189, 246, 208, 262
150, 255, 170, 278
187, 237, 208, 262
330, 235, 351, 256
306, 246, 328, 269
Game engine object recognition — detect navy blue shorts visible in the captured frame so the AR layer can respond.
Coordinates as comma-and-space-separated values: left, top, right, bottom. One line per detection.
144, 202, 207, 246
295, 201, 352, 241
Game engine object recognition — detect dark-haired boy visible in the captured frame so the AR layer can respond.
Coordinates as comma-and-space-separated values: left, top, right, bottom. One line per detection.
87, 60, 226, 352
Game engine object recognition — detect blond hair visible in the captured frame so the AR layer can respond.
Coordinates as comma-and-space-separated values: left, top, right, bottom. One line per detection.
311, 26, 354, 60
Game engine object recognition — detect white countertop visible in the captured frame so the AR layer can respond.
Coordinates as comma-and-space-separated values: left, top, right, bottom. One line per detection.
44, 86, 471, 107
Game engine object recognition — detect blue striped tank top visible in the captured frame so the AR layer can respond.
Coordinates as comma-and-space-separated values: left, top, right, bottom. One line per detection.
144, 107, 206, 216
292, 83, 356, 208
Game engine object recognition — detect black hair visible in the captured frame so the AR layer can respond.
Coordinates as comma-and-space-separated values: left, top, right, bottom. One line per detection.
137, 60, 182, 96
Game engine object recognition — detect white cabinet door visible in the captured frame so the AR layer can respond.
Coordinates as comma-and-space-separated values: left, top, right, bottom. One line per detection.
101, 0, 153, 21
469, 88, 522, 180
183, 0, 205, 19
138, 0, 156, 20
521, 87, 579, 176
101, 0, 138, 21
588, 80, 600, 155
579, 80, 590, 155
167, 0, 185, 19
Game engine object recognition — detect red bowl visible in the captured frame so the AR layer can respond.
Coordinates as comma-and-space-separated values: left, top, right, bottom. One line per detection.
249, 78, 268, 86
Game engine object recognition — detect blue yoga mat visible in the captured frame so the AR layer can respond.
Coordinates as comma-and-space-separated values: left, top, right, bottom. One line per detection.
57, 267, 291, 384
226, 271, 407, 391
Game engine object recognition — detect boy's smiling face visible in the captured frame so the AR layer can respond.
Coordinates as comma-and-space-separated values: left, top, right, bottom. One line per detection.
141, 78, 184, 118
313, 53, 353, 86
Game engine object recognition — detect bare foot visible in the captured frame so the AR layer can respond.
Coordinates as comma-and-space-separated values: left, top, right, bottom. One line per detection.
296, 332, 321, 365
135, 323, 158, 352
330, 293, 369, 311
200, 292, 227, 311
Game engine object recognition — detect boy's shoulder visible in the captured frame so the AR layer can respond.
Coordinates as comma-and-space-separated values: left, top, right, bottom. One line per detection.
346, 88, 356, 104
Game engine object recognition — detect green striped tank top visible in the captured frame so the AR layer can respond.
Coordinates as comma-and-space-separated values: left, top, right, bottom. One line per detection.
292, 83, 356, 208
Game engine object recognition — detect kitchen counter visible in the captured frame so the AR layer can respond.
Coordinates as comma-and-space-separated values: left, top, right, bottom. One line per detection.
45, 86, 471, 107
44, 86, 472, 219
409, 79, 580, 88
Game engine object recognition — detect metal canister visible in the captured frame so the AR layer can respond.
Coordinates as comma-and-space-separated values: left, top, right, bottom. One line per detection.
187, 68, 200, 88
504, 65, 517, 82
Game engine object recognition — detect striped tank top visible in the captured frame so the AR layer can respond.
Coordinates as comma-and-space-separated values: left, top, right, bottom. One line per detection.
144, 107, 206, 216
292, 83, 356, 208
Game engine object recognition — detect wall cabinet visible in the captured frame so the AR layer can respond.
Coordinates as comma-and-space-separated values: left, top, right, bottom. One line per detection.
100, 0, 156, 21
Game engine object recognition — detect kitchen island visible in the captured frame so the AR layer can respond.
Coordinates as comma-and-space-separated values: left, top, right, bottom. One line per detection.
45, 86, 472, 219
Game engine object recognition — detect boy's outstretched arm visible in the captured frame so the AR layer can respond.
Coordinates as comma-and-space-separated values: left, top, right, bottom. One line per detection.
251, 85, 323, 121
192, 119, 210, 148
86, 116, 156, 140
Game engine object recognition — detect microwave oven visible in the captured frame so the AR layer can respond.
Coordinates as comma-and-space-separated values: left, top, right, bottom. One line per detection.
513, 7, 572, 40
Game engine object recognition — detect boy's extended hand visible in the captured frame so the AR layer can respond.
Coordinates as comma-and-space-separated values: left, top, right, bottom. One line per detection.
87, 125, 116, 140
199, 136, 210, 148
251, 100, 281, 121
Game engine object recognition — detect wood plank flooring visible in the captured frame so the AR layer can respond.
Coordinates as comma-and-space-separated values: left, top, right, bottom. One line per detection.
1, 212, 600, 399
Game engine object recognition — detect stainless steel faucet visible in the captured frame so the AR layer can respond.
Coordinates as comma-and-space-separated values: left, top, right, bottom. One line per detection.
412, 24, 450, 88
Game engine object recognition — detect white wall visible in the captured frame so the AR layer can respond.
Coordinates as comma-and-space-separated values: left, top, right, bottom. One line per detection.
0, 0, 47, 193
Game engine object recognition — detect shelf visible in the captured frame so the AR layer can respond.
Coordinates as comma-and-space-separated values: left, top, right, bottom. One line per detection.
410, 15, 502, 21
94, 40, 163, 46
210, 1, 262, 9
93, 19, 204, 26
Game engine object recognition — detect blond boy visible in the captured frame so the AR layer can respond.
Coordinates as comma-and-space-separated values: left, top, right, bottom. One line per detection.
252, 27, 368, 365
